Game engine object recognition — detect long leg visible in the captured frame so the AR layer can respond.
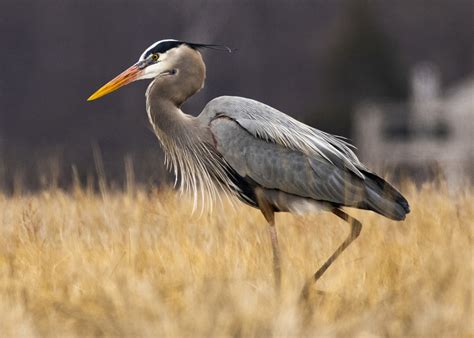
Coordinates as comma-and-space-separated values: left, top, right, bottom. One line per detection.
301, 209, 362, 299
255, 188, 281, 291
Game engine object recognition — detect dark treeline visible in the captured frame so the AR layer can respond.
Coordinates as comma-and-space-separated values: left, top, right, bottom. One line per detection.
0, 0, 472, 191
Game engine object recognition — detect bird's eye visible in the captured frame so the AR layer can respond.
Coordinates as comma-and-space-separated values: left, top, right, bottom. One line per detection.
151, 53, 160, 62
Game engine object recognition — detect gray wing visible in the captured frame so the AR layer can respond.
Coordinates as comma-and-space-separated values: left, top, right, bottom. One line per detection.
199, 96, 368, 207
200, 96, 410, 220
200, 96, 366, 178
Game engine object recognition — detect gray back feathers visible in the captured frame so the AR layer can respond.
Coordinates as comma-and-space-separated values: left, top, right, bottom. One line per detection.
200, 96, 365, 178
200, 96, 409, 220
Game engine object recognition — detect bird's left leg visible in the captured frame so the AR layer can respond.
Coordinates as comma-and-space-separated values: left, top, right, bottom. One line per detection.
255, 188, 281, 291
301, 209, 362, 300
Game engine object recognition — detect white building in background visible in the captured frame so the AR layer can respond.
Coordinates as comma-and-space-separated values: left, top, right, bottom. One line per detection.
353, 63, 474, 186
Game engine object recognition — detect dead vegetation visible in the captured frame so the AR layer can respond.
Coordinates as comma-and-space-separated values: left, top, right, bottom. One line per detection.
0, 181, 472, 337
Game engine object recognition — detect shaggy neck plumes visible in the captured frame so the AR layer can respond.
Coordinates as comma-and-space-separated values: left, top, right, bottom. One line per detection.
145, 47, 236, 211
144, 45, 208, 171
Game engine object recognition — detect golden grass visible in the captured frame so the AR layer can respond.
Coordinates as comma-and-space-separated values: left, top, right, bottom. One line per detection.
0, 182, 472, 337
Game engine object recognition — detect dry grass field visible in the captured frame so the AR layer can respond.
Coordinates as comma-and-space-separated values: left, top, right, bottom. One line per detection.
0, 181, 472, 337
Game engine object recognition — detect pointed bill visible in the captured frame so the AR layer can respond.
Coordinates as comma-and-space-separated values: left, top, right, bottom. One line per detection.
87, 64, 142, 101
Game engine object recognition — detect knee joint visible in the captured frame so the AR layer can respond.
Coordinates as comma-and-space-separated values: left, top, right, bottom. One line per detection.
351, 220, 362, 238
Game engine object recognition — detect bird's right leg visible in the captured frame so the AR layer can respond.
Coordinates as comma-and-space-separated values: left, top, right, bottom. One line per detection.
255, 188, 281, 291
301, 209, 362, 300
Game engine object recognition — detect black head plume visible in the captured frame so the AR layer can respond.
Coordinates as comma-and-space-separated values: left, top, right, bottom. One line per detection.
184, 42, 234, 53
140, 39, 234, 61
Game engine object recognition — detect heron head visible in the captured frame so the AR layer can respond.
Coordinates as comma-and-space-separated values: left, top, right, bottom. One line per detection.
87, 39, 231, 101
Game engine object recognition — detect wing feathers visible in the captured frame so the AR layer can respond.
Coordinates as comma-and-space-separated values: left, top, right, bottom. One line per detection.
204, 96, 365, 178
201, 96, 410, 220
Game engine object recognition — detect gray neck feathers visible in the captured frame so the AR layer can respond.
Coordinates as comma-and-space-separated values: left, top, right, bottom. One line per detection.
148, 46, 206, 107
145, 49, 236, 211
145, 46, 207, 165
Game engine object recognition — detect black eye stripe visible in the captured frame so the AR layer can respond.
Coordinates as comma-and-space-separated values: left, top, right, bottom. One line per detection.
143, 41, 183, 60
141, 39, 230, 61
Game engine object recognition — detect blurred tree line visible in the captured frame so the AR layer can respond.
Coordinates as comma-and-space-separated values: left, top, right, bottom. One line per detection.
0, 0, 472, 191
317, 0, 409, 136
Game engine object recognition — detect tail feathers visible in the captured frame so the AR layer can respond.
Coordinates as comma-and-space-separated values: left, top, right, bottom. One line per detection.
362, 171, 410, 221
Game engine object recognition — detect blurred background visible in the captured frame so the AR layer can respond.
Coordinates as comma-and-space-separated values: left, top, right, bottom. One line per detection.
0, 0, 472, 192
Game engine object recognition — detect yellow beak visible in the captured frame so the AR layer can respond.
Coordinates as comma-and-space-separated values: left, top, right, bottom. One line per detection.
87, 64, 142, 101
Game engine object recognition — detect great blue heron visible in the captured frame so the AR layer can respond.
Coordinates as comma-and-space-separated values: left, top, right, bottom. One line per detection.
88, 39, 410, 295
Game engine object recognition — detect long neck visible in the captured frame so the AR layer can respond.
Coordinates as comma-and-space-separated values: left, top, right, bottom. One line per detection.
145, 93, 194, 142
145, 46, 206, 141
144, 51, 236, 209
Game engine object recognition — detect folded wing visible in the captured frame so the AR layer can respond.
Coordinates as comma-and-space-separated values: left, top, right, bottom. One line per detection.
200, 96, 410, 220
